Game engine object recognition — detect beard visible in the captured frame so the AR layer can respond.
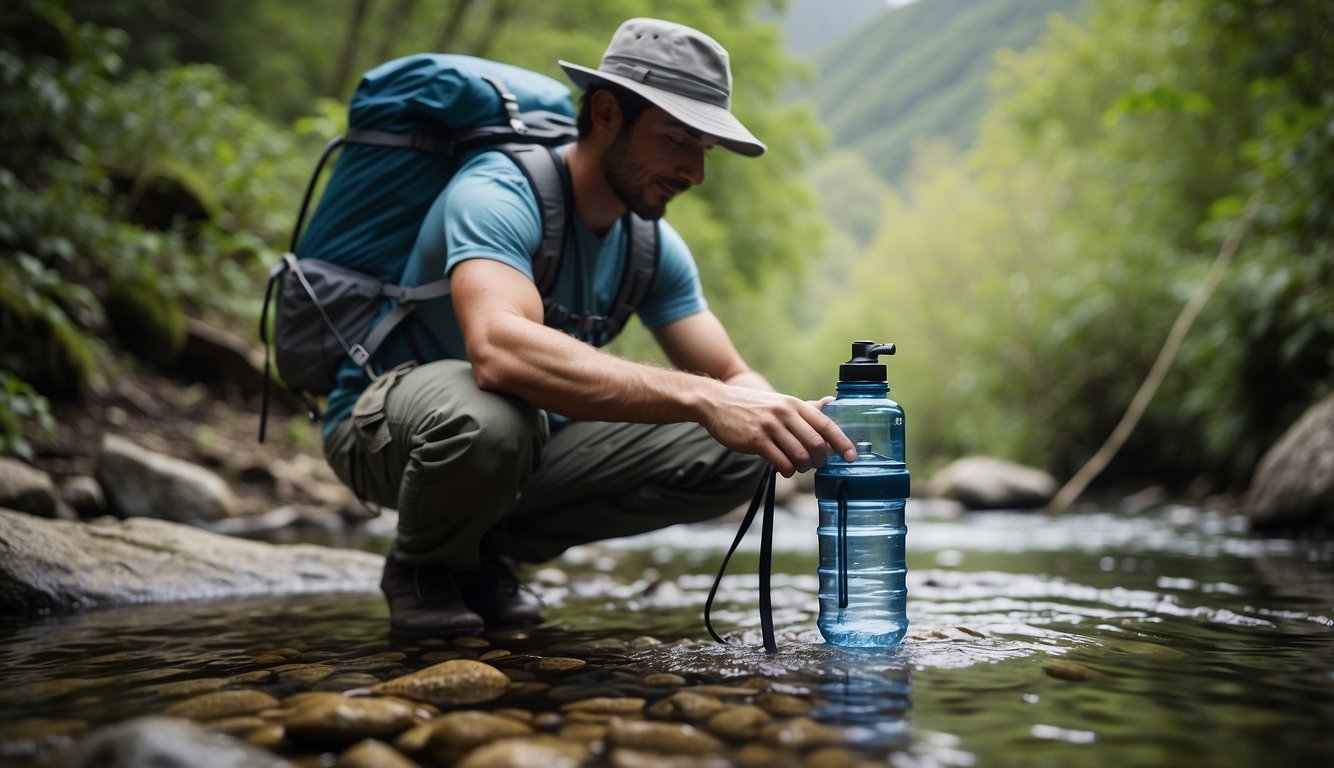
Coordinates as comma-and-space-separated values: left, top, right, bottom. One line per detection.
600, 133, 687, 220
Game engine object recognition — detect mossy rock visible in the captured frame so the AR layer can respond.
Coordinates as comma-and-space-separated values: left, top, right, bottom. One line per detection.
104, 274, 187, 370
0, 284, 95, 401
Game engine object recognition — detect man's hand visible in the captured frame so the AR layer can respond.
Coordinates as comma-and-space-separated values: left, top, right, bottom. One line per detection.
699, 387, 855, 477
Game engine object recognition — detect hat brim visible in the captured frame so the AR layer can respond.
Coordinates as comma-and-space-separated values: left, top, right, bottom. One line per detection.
559, 61, 766, 157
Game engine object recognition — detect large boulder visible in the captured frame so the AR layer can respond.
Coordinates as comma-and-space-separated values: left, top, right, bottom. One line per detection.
96, 433, 238, 523
0, 508, 382, 613
925, 456, 1058, 510
0, 457, 57, 517
1244, 392, 1334, 529
55, 716, 292, 768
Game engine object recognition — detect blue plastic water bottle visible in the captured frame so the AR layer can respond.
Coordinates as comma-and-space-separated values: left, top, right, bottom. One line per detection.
816, 340, 910, 648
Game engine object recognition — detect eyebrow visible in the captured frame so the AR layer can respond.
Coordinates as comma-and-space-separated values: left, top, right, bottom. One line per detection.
664, 118, 705, 139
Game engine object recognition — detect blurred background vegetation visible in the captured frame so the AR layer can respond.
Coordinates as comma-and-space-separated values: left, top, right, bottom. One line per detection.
1, 0, 1329, 497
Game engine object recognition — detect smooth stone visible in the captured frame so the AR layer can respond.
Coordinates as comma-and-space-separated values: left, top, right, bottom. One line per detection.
561, 697, 645, 716
530, 657, 586, 672
338, 652, 408, 667
147, 678, 229, 698
609, 748, 733, 768
392, 722, 436, 753
480, 649, 512, 661
277, 664, 335, 685
641, 673, 686, 688
59, 716, 290, 768
420, 650, 473, 663
804, 745, 879, 768
532, 712, 563, 732
755, 692, 812, 717
284, 696, 417, 746
628, 637, 663, 651
606, 719, 724, 754
371, 660, 510, 706
734, 743, 797, 768
336, 738, 419, 768
495, 708, 535, 724
557, 722, 609, 745
705, 705, 772, 740
425, 711, 533, 763
645, 691, 725, 722
759, 717, 843, 749
204, 716, 266, 736
164, 689, 280, 721
246, 723, 285, 750
564, 711, 619, 725
1043, 661, 1102, 682
452, 636, 490, 649
454, 735, 591, 768
314, 673, 381, 692
228, 670, 274, 685
682, 685, 761, 698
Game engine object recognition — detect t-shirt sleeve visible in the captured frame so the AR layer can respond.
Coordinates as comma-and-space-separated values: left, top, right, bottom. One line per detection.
635, 220, 708, 330
441, 154, 542, 279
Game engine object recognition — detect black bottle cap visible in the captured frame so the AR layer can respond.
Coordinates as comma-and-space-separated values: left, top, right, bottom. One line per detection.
839, 339, 896, 382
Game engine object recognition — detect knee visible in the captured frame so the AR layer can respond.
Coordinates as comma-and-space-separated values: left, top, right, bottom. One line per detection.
412, 392, 546, 476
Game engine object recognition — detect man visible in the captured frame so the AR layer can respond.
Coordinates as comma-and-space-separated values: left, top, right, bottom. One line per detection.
322, 17, 856, 636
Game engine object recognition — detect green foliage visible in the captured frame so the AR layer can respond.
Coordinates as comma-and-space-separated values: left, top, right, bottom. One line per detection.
0, 372, 56, 461
799, 0, 1332, 492
104, 273, 188, 370
0, 268, 97, 402
806, 0, 1086, 183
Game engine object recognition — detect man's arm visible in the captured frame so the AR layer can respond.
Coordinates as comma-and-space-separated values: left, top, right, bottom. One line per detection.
451, 258, 854, 475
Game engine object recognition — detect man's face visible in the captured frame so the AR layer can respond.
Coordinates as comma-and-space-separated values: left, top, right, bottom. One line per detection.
601, 106, 719, 220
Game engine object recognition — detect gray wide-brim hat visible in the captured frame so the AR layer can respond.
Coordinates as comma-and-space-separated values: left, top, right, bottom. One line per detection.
559, 17, 766, 157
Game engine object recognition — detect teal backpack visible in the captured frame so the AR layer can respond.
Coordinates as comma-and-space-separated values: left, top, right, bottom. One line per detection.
259, 54, 659, 440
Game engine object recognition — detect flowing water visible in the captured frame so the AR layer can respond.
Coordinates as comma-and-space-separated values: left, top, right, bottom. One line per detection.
1, 497, 1331, 766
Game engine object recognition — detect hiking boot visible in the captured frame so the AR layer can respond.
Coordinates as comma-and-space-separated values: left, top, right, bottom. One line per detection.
456, 558, 546, 627
380, 556, 485, 637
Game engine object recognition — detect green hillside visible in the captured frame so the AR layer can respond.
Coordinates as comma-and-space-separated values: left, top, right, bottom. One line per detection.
780, 0, 888, 54
807, 0, 1085, 181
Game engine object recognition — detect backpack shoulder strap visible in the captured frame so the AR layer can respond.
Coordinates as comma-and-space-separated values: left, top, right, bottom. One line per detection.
495, 143, 569, 295
605, 213, 660, 337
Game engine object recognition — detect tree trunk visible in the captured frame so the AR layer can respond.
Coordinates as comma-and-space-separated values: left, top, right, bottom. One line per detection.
328, 0, 374, 99
470, 0, 516, 59
369, 0, 419, 64
434, 0, 478, 52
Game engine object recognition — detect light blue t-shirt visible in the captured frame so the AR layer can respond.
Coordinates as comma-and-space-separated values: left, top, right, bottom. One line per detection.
323, 147, 706, 433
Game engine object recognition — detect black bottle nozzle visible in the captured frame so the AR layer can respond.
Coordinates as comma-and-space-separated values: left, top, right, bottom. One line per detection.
840, 339, 897, 383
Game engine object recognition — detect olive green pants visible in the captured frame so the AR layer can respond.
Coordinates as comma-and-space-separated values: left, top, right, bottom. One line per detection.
324, 359, 766, 569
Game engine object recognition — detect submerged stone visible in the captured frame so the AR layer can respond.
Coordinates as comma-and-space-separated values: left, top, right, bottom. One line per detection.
454, 735, 590, 768
336, 737, 419, 768
705, 705, 772, 740
1043, 661, 1102, 682
561, 697, 646, 716
164, 689, 280, 721
425, 711, 533, 763
645, 691, 725, 722
284, 696, 417, 746
371, 659, 510, 706
607, 719, 724, 754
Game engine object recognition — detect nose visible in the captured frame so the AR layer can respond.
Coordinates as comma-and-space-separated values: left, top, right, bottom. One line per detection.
678, 145, 706, 187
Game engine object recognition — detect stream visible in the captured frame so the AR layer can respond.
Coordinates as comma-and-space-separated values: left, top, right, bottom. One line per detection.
1, 497, 1331, 766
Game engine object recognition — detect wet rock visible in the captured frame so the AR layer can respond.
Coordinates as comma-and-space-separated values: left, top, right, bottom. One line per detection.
610, 748, 733, 767
0, 508, 382, 613
558, 722, 609, 745
58, 715, 292, 768
705, 705, 772, 740
1043, 661, 1102, 682
495, 708, 535, 724
425, 711, 533, 763
0, 458, 58, 517
0, 717, 86, 761
164, 690, 281, 721
275, 664, 336, 685
686, 684, 761, 698
454, 735, 591, 768
530, 656, 587, 672
755, 692, 811, 717
54, 474, 103, 517
532, 712, 563, 731
642, 672, 686, 688
1245, 391, 1334, 528
805, 746, 877, 767
925, 456, 1057, 510
759, 717, 843, 749
607, 719, 724, 754
315, 673, 382, 691
147, 678, 229, 698
734, 742, 797, 767
561, 697, 646, 716
371, 659, 510, 706
205, 716, 266, 736
480, 649, 512, 661
421, 650, 473, 663
284, 696, 417, 746
96, 433, 238, 522
645, 691, 725, 722
337, 737, 420, 768
247, 723, 285, 750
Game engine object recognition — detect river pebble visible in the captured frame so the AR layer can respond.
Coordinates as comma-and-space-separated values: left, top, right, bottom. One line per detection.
315, 672, 381, 691
245, 723, 285, 750
454, 735, 591, 768
393, 721, 436, 753
425, 711, 534, 763
530, 656, 587, 672
228, 670, 274, 685
284, 696, 418, 746
733, 742, 796, 767
0, 718, 86, 759
804, 745, 879, 768
562, 696, 646, 715
480, 649, 512, 661
646, 691, 725, 722
371, 659, 510, 705
146, 677, 228, 698
453, 636, 491, 649
755, 691, 812, 717
687, 684, 762, 698
607, 719, 724, 754
205, 715, 266, 736
557, 722, 609, 745
277, 664, 335, 684
1043, 660, 1102, 682
759, 717, 843, 749
336, 737, 420, 768
705, 705, 772, 740
164, 689, 280, 720
642, 672, 687, 688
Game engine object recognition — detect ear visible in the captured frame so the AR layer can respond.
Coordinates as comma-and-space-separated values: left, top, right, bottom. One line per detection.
589, 88, 622, 137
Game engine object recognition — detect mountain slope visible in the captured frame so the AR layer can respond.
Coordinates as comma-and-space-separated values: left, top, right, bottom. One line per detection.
805, 0, 1084, 181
